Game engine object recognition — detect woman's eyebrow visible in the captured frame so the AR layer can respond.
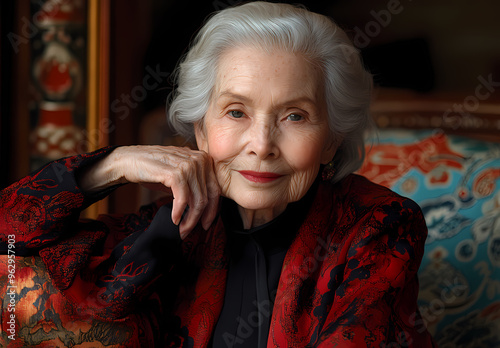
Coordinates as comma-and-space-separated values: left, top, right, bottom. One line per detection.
217, 90, 318, 108
217, 91, 252, 103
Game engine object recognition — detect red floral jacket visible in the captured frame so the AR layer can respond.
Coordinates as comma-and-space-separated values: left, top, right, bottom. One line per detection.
0, 147, 436, 347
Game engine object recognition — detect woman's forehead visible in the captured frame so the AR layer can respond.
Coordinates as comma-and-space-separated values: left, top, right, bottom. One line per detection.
214, 46, 324, 102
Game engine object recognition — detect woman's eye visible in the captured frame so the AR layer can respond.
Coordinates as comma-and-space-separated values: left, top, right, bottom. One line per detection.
287, 113, 303, 122
228, 110, 244, 118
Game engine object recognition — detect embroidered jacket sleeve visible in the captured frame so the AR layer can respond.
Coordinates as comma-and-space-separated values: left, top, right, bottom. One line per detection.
0, 147, 119, 255
0, 147, 179, 321
315, 199, 432, 347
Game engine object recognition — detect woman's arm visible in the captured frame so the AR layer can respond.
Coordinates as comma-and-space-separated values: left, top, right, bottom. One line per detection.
0, 145, 221, 325
1, 145, 220, 254
77, 145, 220, 237
314, 199, 435, 347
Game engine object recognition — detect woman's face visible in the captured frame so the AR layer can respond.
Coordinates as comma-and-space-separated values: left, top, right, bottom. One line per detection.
195, 46, 338, 213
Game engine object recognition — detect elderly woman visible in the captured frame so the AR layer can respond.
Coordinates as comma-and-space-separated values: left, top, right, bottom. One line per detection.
1, 2, 435, 347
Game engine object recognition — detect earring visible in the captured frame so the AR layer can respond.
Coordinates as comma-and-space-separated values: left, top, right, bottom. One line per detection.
322, 161, 336, 181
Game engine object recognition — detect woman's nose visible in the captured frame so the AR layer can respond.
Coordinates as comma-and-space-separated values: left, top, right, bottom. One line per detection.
247, 120, 279, 160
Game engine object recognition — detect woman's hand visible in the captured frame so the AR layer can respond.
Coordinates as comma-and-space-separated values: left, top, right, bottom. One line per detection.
77, 146, 220, 238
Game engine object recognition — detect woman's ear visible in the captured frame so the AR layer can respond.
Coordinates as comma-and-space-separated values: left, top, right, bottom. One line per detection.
194, 121, 208, 152
320, 135, 342, 165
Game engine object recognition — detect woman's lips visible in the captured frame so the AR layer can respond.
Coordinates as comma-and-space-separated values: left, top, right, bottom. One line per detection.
238, 171, 283, 183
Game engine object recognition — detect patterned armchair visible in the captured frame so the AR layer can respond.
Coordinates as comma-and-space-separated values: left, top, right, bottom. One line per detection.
1, 257, 145, 347
357, 88, 500, 347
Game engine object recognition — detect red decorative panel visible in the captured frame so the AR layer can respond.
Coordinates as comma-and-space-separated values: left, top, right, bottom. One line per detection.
29, 0, 87, 170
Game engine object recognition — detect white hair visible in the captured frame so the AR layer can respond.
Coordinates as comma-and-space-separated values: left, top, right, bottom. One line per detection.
168, 1, 373, 183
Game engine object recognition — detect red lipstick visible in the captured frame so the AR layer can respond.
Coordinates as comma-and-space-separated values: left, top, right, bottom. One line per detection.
238, 171, 283, 183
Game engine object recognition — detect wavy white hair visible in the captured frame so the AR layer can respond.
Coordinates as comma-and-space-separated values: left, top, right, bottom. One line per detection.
168, 1, 373, 183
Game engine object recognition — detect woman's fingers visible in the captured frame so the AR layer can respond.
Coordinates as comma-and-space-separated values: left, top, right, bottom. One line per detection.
201, 158, 220, 230
160, 148, 219, 238
179, 169, 208, 237
180, 151, 220, 236
116, 145, 220, 238
168, 175, 189, 226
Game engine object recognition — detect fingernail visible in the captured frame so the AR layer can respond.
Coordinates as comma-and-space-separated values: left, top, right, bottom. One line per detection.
172, 212, 179, 225
201, 216, 209, 230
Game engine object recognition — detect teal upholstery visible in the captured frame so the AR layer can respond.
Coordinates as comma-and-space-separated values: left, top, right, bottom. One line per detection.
359, 129, 500, 347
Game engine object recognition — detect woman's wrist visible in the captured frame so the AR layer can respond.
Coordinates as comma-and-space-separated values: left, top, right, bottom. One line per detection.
76, 147, 127, 193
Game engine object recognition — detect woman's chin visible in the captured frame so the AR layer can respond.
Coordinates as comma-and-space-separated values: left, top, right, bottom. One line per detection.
228, 193, 287, 212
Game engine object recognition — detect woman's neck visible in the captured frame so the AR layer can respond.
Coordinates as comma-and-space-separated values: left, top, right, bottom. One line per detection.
237, 204, 288, 229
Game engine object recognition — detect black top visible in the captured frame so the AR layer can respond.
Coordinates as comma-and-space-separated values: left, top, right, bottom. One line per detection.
210, 186, 316, 348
